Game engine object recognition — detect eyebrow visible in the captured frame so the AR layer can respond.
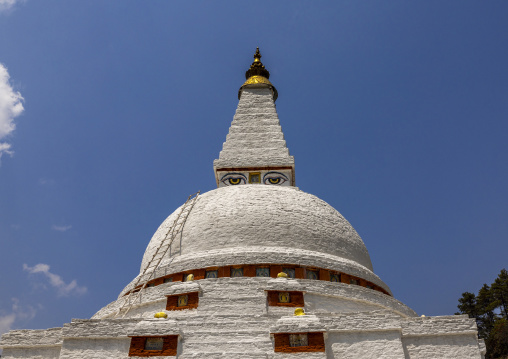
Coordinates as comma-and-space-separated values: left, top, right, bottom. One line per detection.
220, 173, 248, 181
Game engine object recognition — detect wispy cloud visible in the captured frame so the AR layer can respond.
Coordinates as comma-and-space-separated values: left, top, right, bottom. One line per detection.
0, 298, 37, 336
38, 178, 56, 185
0, 0, 23, 14
23, 263, 87, 297
0, 63, 24, 161
0, 312, 15, 335
51, 224, 72, 232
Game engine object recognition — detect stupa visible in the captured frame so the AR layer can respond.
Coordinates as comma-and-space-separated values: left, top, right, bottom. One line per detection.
0, 49, 485, 358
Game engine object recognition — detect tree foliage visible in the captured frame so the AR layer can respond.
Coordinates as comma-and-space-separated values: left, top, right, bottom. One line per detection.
456, 269, 508, 359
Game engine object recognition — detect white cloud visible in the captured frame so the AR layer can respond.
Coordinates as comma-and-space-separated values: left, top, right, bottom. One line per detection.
0, 63, 24, 161
23, 263, 87, 297
51, 224, 72, 232
0, 0, 22, 14
0, 298, 36, 337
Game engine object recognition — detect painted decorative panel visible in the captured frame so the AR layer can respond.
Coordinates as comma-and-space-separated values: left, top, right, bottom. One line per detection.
256, 267, 270, 277
289, 334, 308, 347
177, 295, 188, 307
144, 337, 164, 351
249, 172, 261, 183
231, 267, 243, 277
283, 267, 295, 278
306, 270, 319, 280
330, 273, 341, 282
205, 270, 218, 279
278, 292, 290, 303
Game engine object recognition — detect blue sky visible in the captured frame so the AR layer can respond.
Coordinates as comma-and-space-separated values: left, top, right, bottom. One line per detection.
1, 0, 507, 338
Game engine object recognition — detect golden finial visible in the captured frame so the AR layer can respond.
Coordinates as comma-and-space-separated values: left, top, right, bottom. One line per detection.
245, 47, 270, 80
253, 47, 261, 63
277, 272, 288, 278
239, 47, 278, 101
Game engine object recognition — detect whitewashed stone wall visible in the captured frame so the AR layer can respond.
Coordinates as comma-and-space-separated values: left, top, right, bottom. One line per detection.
59, 338, 131, 359
0, 328, 62, 359
329, 331, 405, 359
0, 347, 62, 359
402, 335, 483, 359
95, 278, 413, 320
1, 277, 484, 358
1, 313, 484, 358
213, 88, 294, 170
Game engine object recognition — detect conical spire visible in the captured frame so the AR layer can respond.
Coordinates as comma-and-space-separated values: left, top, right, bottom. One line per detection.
215, 49, 294, 187
238, 47, 278, 101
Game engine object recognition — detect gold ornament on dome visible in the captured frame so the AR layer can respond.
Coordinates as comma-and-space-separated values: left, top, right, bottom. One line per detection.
294, 308, 305, 316
154, 311, 168, 318
186, 273, 194, 281
277, 272, 288, 278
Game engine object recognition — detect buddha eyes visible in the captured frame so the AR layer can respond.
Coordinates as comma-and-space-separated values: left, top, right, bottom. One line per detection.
263, 172, 288, 185
220, 172, 289, 186
220, 173, 247, 186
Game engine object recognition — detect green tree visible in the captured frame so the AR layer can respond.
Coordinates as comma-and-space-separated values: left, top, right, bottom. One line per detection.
477, 284, 497, 339
457, 291, 478, 317
492, 269, 508, 320
486, 319, 508, 359
456, 269, 508, 358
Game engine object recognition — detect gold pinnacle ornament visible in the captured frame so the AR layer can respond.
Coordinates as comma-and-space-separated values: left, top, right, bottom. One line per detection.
238, 47, 278, 101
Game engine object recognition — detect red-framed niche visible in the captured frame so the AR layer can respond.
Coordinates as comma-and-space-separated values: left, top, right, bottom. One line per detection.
273, 332, 325, 353
267, 290, 305, 307
128, 335, 178, 357
166, 291, 199, 311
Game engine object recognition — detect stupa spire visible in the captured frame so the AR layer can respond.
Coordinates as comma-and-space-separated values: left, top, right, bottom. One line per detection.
215, 49, 294, 187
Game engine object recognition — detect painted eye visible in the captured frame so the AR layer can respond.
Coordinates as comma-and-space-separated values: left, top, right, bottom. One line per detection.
228, 178, 242, 185
220, 173, 247, 186
263, 171, 289, 185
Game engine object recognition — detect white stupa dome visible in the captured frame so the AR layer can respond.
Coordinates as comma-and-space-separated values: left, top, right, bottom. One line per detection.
120, 185, 391, 295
